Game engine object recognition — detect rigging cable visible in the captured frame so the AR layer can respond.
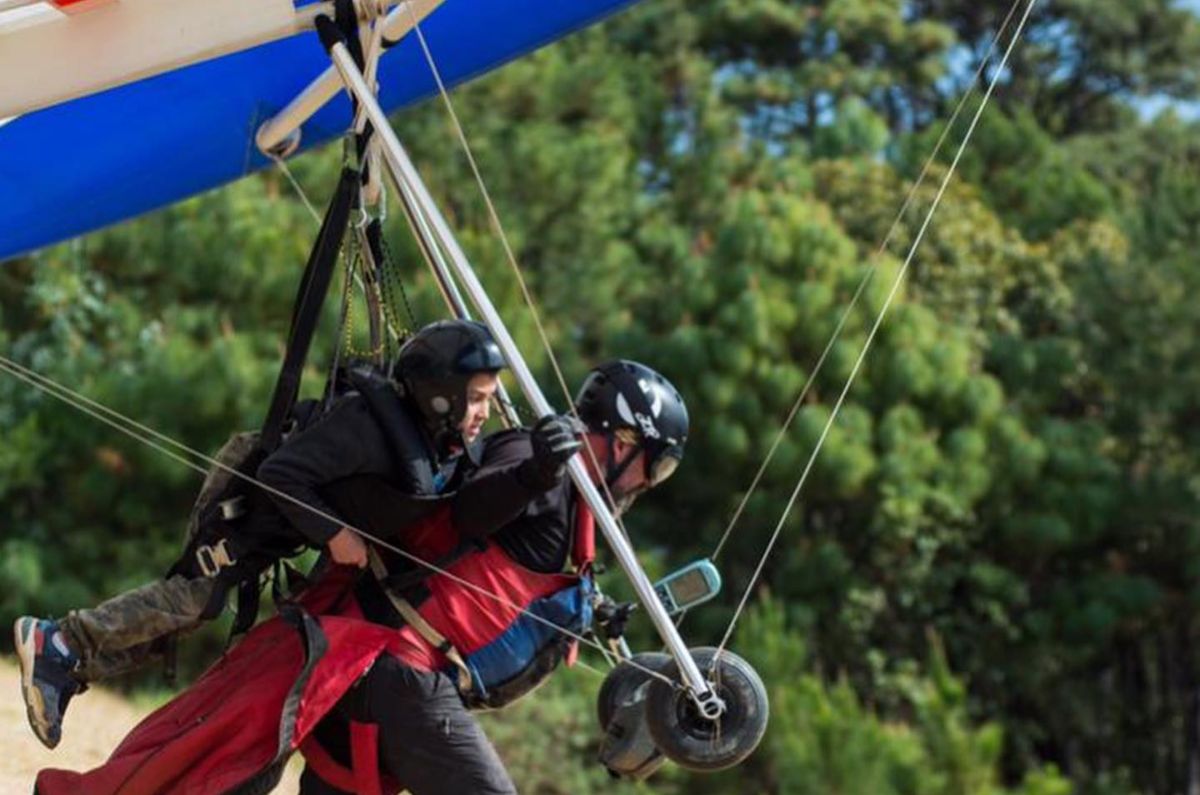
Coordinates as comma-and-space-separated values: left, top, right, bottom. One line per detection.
0, 352, 671, 687
269, 153, 324, 226
712, 0, 1041, 664
705, 0, 1028, 566
402, 4, 637, 535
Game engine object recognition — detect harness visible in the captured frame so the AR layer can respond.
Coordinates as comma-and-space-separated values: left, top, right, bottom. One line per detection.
298, 496, 595, 795
165, 165, 360, 643
165, 161, 441, 648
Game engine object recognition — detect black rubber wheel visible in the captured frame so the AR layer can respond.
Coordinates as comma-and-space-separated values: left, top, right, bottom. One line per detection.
596, 652, 672, 730
644, 646, 769, 772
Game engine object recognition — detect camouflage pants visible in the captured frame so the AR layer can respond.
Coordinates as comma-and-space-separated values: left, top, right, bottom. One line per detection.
59, 575, 216, 683
57, 433, 273, 683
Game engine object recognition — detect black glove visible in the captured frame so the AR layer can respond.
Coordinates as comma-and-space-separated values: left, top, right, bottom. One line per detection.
518, 414, 583, 491
594, 595, 637, 641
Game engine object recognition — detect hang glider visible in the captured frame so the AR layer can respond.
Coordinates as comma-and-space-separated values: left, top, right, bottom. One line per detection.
0, 0, 640, 261
2, 1, 775, 781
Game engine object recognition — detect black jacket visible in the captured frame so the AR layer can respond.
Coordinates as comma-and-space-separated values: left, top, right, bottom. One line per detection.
465, 429, 574, 574
257, 391, 459, 546
329, 428, 576, 577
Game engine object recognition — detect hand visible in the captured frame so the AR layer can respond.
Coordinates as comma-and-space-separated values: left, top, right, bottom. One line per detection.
327, 527, 369, 568
594, 596, 637, 641
524, 414, 583, 489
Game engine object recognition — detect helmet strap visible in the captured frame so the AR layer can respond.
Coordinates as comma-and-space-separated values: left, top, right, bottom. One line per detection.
404, 389, 462, 463
603, 432, 643, 492
432, 413, 464, 460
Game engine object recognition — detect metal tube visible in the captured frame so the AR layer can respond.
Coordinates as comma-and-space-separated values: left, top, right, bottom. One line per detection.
325, 40, 723, 715
256, 0, 445, 156
384, 160, 523, 426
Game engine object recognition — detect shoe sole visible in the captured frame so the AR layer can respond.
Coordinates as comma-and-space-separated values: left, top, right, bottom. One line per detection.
13, 618, 56, 749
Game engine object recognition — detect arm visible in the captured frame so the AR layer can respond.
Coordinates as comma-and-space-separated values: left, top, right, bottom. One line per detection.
453, 416, 582, 539
451, 430, 544, 540
257, 397, 388, 546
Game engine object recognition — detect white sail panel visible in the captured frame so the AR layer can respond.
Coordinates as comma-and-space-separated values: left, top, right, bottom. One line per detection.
0, 0, 296, 117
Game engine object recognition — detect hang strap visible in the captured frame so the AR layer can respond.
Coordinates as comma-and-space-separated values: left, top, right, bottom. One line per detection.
260, 167, 359, 452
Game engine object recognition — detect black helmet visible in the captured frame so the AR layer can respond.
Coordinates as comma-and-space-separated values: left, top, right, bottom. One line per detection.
575, 360, 688, 489
393, 320, 506, 450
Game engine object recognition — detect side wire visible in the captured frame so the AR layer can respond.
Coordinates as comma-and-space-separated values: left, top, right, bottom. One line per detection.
705, 0, 1027, 566
0, 353, 672, 688
712, 0, 1041, 663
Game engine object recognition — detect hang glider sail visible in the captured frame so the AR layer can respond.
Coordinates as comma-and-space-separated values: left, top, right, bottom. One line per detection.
3, 1, 780, 783
0, 0, 640, 261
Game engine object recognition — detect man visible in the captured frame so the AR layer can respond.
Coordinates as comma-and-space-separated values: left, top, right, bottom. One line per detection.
13, 318, 506, 750
34, 359, 689, 795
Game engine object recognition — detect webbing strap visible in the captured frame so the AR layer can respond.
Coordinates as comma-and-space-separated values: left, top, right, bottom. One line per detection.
571, 492, 595, 572
367, 549, 474, 694
300, 737, 358, 793
334, 0, 364, 71
351, 721, 383, 795
260, 167, 359, 452
299, 725, 385, 795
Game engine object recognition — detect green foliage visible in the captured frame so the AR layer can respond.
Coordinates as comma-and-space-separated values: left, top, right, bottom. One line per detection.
912, 0, 1200, 133
2, 1, 1198, 793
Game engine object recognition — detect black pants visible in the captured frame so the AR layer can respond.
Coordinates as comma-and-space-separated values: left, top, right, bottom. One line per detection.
299, 655, 516, 795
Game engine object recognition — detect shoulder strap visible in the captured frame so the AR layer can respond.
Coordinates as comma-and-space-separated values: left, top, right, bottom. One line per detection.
571, 493, 595, 573
347, 366, 440, 494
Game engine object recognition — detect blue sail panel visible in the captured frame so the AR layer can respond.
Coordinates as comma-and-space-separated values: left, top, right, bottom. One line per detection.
0, 0, 639, 261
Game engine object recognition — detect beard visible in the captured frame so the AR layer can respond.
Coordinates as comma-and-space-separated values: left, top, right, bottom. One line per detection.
606, 484, 647, 518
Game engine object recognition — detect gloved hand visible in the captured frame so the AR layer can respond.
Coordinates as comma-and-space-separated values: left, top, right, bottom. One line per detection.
594, 595, 637, 641
519, 414, 583, 491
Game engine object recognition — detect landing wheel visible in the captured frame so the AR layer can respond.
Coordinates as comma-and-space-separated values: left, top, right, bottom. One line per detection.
596, 652, 671, 729
644, 647, 769, 772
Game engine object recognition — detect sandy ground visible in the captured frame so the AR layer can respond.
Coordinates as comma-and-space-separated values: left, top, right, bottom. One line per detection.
0, 656, 302, 793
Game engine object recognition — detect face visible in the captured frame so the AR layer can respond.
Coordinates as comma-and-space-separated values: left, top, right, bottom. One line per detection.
608, 438, 649, 496
581, 433, 651, 514
459, 372, 500, 443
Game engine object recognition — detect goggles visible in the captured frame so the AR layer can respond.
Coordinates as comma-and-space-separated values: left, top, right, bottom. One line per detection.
611, 427, 681, 489
645, 447, 681, 487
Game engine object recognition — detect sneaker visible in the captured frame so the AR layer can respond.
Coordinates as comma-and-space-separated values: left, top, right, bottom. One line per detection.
13, 616, 81, 749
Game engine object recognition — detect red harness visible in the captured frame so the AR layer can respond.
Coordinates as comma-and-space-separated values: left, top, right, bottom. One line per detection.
35, 503, 595, 795
298, 500, 595, 794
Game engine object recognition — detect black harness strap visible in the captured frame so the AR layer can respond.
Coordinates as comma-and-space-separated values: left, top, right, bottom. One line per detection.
334, 0, 365, 73
186, 166, 359, 646
260, 167, 359, 453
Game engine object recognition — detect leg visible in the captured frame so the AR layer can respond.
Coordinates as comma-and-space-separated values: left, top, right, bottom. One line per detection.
358, 656, 517, 795
60, 574, 216, 681
15, 574, 215, 748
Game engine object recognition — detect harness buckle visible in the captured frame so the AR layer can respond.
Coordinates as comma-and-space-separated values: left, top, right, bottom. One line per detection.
219, 495, 247, 521
196, 538, 237, 578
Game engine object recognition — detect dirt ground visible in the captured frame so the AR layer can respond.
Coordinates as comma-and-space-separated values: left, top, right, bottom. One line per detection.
0, 656, 302, 793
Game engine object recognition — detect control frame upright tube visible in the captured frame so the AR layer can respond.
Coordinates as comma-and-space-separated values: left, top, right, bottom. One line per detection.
323, 34, 722, 717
